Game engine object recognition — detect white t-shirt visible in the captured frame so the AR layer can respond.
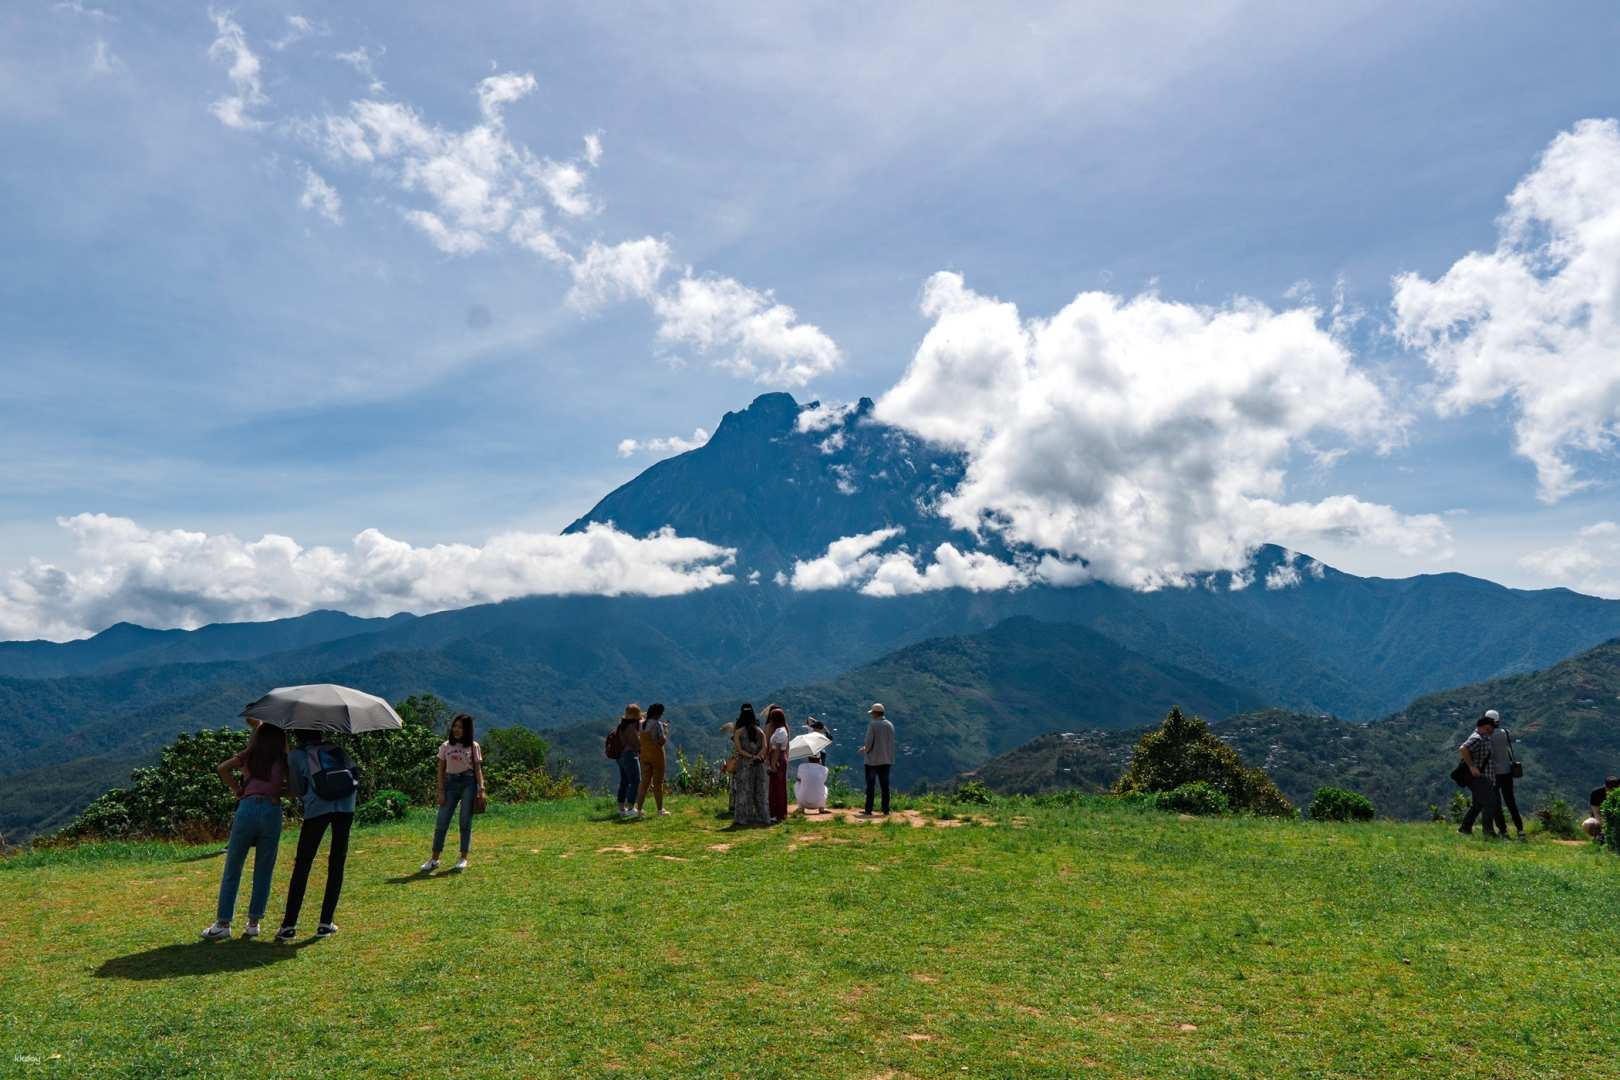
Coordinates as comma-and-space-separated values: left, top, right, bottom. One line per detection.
796, 762, 828, 809
769, 727, 790, 750
439, 740, 481, 775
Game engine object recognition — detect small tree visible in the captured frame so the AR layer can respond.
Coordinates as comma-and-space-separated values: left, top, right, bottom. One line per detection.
1114, 707, 1293, 817
1308, 787, 1376, 822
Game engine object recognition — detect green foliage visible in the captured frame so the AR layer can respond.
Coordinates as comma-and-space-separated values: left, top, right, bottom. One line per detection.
61, 727, 251, 842
1308, 787, 1376, 822
488, 765, 577, 803
1159, 781, 1231, 816
394, 693, 452, 734
481, 725, 575, 802
1533, 798, 1581, 839
672, 748, 729, 798
331, 699, 445, 805
482, 726, 548, 772
1114, 707, 1294, 817
954, 779, 993, 805
1602, 789, 1620, 854
355, 788, 409, 826
1447, 791, 1470, 825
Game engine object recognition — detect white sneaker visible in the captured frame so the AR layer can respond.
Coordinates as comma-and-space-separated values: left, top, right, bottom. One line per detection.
201, 922, 231, 941
316, 923, 338, 938
420, 858, 439, 872
242, 921, 261, 939
452, 857, 469, 872
658, 809, 670, 816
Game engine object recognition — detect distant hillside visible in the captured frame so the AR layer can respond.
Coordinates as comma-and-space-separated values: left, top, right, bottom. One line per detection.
957, 638, 1620, 819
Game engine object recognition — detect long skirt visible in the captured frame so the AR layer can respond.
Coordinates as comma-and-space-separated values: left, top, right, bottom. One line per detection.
731, 759, 770, 826
768, 765, 788, 821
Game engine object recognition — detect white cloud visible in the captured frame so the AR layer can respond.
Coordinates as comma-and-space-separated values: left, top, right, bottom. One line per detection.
1520, 521, 1620, 598
568, 237, 673, 311
872, 272, 1450, 590
404, 209, 487, 255
206, 9, 268, 130
583, 131, 604, 167
271, 14, 325, 51
334, 45, 385, 93
0, 515, 736, 642
786, 528, 1027, 597
297, 164, 343, 224
796, 400, 856, 433
89, 38, 124, 77
654, 275, 842, 387
1394, 118, 1620, 503
54, 1, 114, 21
616, 427, 710, 458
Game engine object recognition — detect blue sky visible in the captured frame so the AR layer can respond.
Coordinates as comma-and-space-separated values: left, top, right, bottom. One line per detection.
4, 1, 1620, 638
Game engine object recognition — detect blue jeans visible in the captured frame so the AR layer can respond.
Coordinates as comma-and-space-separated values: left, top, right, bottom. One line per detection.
216, 796, 283, 923
616, 751, 640, 806
433, 772, 478, 856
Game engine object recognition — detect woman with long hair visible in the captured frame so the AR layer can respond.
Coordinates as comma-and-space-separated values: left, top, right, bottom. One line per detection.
202, 722, 288, 941
636, 702, 670, 817
730, 703, 771, 826
421, 713, 485, 873
615, 705, 643, 818
764, 704, 791, 823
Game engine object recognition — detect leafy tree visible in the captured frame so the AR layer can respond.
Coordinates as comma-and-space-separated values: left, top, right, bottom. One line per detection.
332, 700, 444, 805
395, 693, 453, 735
483, 726, 549, 772
64, 727, 250, 841
1114, 707, 1293, 817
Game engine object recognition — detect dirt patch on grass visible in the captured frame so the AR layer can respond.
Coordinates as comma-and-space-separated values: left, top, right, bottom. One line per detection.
707, 843, 733, 852
797, 807, 967, 828
596, 844, 649, 855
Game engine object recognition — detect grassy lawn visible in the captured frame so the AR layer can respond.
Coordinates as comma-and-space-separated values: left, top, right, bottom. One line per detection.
2, 796, 1615, 1078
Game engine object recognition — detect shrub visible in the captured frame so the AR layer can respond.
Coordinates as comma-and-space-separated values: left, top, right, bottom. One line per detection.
62, 727, 251, 842
483, 726, 549, 772
954, 779, 993, 805
355, 788, 409, 826
1602, 789, 1620, 854
1308, 787, 1376, 822
1447, 791, 1470, 825
1158, 781, 1231, 816
1114, 707, 1294, 817
332, 705, 444, 805
673, 748, 730, 798
1535, 798, 1581, 840
489, 766, 577, 803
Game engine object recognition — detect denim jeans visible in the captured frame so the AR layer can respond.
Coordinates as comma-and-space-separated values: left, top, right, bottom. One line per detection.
616, 751, 641, 806
433, 771, 478, 855
216, 796, 283, 924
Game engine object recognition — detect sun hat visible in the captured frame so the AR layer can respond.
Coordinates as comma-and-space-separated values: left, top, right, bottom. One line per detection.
870, 703, 885, 715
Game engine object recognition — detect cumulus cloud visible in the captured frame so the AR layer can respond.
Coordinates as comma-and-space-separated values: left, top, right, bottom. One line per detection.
653, 275, 842, 387
796, 400, 857, 433
334, 44, 385, 93
297, 164, 343, 224
1394, 118, 1620, 503
616, 427, 710, 458
786, 528, 1027, 597
872, 272, 1449, 590
0, 515, 736, 642
206, 8, 268, 130
1520, 521, 1620, 598
568, 237, 673, 310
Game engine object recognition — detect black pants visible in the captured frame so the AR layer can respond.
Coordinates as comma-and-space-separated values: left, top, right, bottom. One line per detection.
1460, 775, 1500, 835
864, 764, 891, 814
281, 811, 353, 928
1494, 774, 1524, 833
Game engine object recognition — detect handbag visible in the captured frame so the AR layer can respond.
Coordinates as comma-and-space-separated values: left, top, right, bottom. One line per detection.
1506, 731, 1524, 779
471, 748, 486, 813
1449, 760, 1472, 788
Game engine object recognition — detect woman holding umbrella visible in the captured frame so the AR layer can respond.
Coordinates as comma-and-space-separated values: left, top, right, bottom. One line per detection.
277, 728, 359, 941
201, 721, 288, 941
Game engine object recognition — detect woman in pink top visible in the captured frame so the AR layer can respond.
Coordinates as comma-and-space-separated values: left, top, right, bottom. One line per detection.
420, 714, 485, 873
202, 722, 288, 941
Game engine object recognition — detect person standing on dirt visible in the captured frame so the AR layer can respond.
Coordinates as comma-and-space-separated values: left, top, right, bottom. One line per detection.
860, 703, 896, 817
1457, 713, 1501, 839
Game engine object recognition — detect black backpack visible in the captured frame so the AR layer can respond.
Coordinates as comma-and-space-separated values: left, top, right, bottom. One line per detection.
304, 744, 359, 800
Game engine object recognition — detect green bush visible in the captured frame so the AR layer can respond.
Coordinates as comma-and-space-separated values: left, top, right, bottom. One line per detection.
355, 788, 409, 826
1534, 797, 1581, 840
1308, 787, 1376, 822
673, 748, 730, 797
1447, 791, 1470, 825
954, 779, 994, 805
1602, 789, 1620, 854
62, 727, 251, 842
488, 766, 578, 803
1158, 781, 1231, 816
1114, 707, 1294, 817
483, 726, 549, 772
331, 704, 444, 805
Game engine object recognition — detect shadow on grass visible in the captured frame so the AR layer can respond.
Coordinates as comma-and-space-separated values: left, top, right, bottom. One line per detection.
381, 869, 462, 885
174, 849, 227, 863
95, 938, 315, 980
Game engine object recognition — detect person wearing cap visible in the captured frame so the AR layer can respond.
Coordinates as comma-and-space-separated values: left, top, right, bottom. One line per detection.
1457, 712, 1501, 838
860, 703, 896, 816
1485, 709, 1525, 841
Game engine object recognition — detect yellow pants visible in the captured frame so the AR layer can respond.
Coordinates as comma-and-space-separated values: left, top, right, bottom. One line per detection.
638, 741, 666, 806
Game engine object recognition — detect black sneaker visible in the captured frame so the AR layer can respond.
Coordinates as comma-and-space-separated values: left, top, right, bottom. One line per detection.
316, 922, 339, 938
1457, 827, 1472, 835
274, 926, 297, 944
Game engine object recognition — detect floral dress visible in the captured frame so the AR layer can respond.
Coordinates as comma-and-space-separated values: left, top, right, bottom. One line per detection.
731, 728, 771, 826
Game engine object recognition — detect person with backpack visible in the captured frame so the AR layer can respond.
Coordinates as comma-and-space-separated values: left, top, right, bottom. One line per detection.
1457, 712, 1501, 839
420, 713, 485, 873
277, 729, 359, 941
1486, 709, 1526, 841
611, 705, 643, 818
201, 722, 288, 941
636, 702, 670, 817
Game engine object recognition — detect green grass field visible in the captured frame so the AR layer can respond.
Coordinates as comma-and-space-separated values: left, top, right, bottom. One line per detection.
3, 796, 1615, 1078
